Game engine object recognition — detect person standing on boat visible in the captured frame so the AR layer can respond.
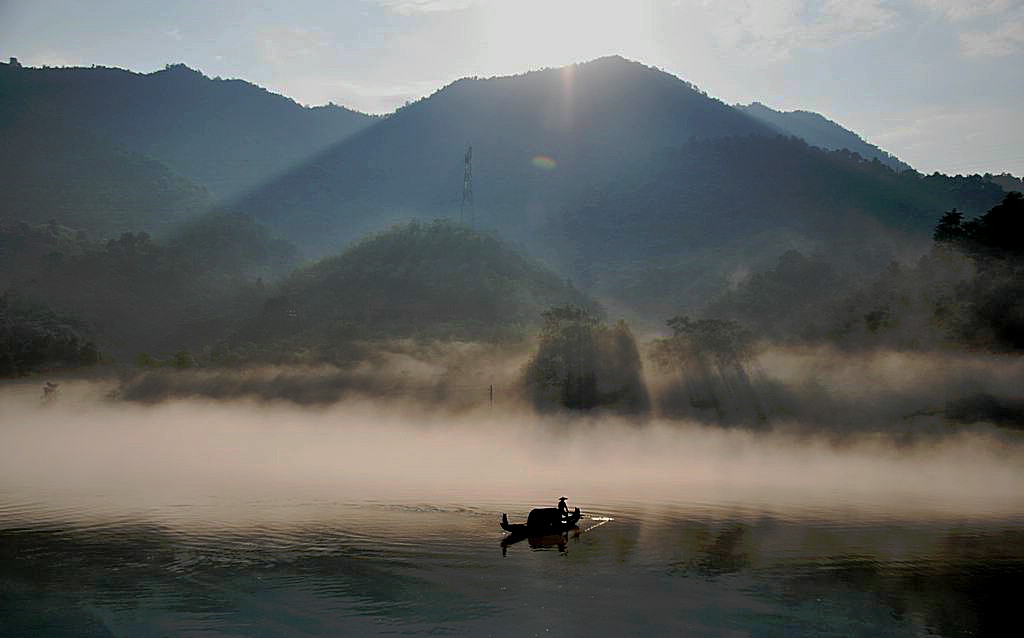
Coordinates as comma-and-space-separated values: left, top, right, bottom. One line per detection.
557, 496, 570, 520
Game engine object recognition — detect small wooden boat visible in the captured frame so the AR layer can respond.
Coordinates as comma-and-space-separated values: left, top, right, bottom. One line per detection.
500, 506, 581, 536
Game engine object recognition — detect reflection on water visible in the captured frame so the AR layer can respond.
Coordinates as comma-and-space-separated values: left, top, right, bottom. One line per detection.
500, 526, 579, 555
2, 496, 1023, 637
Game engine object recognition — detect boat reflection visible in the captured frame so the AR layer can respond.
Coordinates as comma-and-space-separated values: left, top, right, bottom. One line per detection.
501, 527, 580, 556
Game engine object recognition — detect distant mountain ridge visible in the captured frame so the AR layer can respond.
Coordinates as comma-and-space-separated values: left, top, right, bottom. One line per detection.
233, 55, 777, 252
1, 54, 1015, 330
737, 101, 911, 172
228, 56, 1001, 268
0, 61, 375, 200
551, 134, 1004, 318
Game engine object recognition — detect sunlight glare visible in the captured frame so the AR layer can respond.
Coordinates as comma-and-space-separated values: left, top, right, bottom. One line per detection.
480, 0, 656, 70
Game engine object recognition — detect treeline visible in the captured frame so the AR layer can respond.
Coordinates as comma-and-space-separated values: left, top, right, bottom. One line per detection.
0, 213, 299, 369
524, 192, 1023, 417
4, 194, 1020, 397
0, 292, 100, 376
521, 306, 765, 422
705, 191, 1024, 351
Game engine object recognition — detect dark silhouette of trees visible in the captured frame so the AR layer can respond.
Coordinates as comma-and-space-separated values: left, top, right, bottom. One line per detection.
0, 292, 100, 377
934, 209, 965, 243
651, 316, 765, 424
933, 191, 1023, 257
0, 214, 293, 360
524, 305, 648, 412
974, 191, 1024, 256
661, 316, 753, 364
694, 191, 1023, 353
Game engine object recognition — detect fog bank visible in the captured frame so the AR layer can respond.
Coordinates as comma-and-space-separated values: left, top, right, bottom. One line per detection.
2, 383, 1022, 528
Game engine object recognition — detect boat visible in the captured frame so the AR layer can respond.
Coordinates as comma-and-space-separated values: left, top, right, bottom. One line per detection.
500, 506, 581, 536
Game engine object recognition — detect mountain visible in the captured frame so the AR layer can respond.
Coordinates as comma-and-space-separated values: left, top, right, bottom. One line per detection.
985, 172, 1024, 192
737, 101, 911, 172
232, 56, 998, 265
231, 220, 596, 355
550, 134, 1005, 319
0, 61, 375, 200
232, 55, 776, 253
221, 55, 1009, 320
2, 54, 1013, 336
0, 105, 212, 237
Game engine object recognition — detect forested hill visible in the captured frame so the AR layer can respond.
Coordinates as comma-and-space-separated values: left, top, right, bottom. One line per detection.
231, 55, 1001, 268
0, 213, 301, 358
737, 102, 911, 172
557, 134, 1003, 263
231, 55, 777, 253
0, 61, 375, 199
231, 220, 597, 354
548, 135, 1005, 318
0, 109, 212, 237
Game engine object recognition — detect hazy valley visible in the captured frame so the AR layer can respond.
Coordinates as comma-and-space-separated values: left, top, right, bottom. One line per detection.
2, 44, 1023, 636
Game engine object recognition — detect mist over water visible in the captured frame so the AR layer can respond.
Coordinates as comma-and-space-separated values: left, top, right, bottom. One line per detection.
3, 361, 1024, 637
2, 378, 1023, 528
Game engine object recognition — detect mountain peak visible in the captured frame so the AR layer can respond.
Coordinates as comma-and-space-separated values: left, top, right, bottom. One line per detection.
160, 62, 203, 76
579, 54, 636, 67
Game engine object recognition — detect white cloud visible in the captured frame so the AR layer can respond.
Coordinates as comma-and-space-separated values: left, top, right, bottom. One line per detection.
960, 17, 1024, 56
913, 0, 1014, 21
326, 77, 446, 111
691, 0, 895, 61
871, 104, 1024, 175
374, 0, 477, 15
912, 1, 1024, 58
257, 27, 330, 67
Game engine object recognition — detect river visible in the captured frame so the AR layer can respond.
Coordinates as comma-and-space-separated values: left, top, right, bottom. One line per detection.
1, 384, 1022, 636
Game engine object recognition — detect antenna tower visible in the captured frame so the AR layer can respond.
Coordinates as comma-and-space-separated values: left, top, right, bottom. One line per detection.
461, 145, 474, 227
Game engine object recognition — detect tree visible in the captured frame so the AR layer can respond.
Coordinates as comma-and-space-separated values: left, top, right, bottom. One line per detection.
524, 305, 648, 412
657, 316, 753, 368
933, 191, 1023, 256
975, 191, 1023, 256
651, 316, 763, 424
933, 209, 965, 243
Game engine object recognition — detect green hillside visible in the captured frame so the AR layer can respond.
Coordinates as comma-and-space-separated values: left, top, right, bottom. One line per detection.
232, 220, 596, 356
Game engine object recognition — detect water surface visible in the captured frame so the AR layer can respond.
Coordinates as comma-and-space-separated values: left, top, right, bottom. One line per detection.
2, 386, 1023, 636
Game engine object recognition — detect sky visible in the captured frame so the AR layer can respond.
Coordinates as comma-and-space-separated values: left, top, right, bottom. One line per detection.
2, 0, 1022, 176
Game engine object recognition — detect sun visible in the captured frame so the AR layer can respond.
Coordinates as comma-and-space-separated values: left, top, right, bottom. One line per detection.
480, 0, 656, 70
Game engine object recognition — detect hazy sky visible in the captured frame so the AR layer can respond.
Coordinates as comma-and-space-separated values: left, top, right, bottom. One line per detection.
2, 0, 1022, 175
